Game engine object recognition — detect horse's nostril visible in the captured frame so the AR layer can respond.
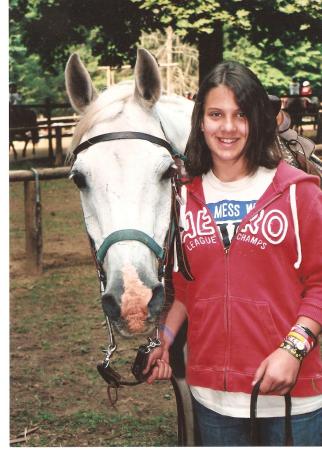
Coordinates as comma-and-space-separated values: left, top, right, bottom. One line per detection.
101, 294, 121, 321
148, 284, 164, 317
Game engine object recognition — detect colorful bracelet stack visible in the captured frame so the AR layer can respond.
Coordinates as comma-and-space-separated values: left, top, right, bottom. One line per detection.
280, 323, 317, 362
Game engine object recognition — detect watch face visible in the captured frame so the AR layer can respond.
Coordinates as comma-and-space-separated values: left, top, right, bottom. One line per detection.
296, 342, 305, 351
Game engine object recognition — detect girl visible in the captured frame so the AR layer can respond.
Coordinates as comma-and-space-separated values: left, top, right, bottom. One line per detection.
144, 61, 322, 446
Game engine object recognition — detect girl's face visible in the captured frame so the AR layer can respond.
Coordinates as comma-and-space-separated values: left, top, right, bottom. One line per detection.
201, 84, 249, 176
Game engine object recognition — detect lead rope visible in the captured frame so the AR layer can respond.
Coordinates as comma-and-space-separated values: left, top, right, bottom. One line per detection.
250, 380, 293, 445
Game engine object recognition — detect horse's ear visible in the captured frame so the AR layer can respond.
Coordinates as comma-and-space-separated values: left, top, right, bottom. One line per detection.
134, 48, 161, 108
65, 53, 98, 114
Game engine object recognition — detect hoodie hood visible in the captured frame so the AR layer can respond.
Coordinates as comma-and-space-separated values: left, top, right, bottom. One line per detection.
271, 162, 320, 269
271, 160, 320, 193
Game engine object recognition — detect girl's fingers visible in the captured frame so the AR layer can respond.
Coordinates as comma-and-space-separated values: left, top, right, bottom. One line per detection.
146, 366, 159, 384
143, 348, 162, 374
146, 359, 172, 384
157, 359, 172, 379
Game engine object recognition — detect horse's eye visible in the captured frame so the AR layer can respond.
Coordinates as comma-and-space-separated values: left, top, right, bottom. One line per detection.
161, 165, 177, 180
69, 171, 87, 189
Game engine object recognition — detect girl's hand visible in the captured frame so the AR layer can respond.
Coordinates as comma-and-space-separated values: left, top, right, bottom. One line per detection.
252, 348, 301, 395
143, 346, 172, 384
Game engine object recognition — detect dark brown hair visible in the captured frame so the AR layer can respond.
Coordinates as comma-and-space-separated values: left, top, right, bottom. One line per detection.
185, 61, 281, 177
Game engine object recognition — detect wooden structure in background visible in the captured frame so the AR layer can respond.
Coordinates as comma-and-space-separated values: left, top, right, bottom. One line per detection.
10, 167, 70, 274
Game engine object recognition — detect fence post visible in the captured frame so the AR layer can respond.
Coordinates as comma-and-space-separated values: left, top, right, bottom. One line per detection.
24, 179, 43, 274
54, 125, 63, 166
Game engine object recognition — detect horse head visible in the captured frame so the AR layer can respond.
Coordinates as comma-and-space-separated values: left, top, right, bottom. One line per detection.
65, 49, 193, 337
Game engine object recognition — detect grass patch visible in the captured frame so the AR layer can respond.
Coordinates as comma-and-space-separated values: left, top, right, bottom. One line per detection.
67, 410, 178, 446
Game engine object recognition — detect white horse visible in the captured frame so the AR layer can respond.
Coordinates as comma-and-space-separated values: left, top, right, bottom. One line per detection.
65, 48, 197, 445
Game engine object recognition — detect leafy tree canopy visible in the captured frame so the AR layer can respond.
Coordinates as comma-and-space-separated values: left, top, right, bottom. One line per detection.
10, 0, 162, 71
11, 0, 322, 71
9, 0, 322, 102
135, 0, 321, 45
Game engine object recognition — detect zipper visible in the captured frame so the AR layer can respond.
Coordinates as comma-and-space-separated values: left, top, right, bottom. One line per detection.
223, 244, 230, 390
189, 190, 231, 390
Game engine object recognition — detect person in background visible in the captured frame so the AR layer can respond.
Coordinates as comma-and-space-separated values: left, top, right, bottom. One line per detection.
144, 61, 322, 446
300, 80, 313, 97
289, 76, 300, 96
9, 82, 22, 105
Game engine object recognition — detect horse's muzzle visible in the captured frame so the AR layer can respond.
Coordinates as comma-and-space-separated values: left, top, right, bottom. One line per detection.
101, 283, 164, 335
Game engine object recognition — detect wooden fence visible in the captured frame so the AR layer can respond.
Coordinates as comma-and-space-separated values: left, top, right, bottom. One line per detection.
10, 167, 70, 274
10, 100, 79, 160
10, 120, 77, 165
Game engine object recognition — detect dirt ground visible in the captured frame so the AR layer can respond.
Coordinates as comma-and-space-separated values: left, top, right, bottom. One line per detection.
9, 162, 178, 447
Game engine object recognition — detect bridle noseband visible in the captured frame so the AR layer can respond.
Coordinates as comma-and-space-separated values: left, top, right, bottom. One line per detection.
97, 229, 165, 264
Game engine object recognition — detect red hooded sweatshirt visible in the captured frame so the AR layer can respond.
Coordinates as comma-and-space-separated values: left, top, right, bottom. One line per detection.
173, 160, 322, 397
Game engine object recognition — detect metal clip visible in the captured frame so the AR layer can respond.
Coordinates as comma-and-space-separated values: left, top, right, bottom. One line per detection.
102, 343, 117, 367
146, 336, 161, 352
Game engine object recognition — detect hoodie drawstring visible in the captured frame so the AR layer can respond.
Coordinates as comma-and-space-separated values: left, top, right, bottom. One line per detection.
290, 184, 302, 269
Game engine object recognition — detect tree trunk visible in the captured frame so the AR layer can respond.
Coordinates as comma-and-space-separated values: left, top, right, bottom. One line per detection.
197, 21, 223, 86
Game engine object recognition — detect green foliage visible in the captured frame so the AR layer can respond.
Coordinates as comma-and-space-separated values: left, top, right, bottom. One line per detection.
9, 0, 322, 101
135, 0, 322, 44
10, 0, 161, 69
9, 23, 107, 104
224, 34, 322, 96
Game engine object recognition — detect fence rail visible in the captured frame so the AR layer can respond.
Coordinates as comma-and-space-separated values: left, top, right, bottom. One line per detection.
9, 167, 70, 182
10, 167, 71, 274
10, 120, 77, 165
